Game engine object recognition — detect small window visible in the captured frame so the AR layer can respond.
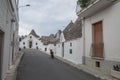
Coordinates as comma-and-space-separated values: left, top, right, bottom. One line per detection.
19, 38, 21, 42
62, 43, 64, 47
36, 43, 38, 45
19, 48, 21, 51
30, 36, 32, 38
36, 46, 38, 49
23, 46, 26, 49
96, 61, 100, 68
69, 49, 72, 54
70, 42, 72, 47
58, 45, 60, 47
45, 48, 47, 51
23, 42, 25, 45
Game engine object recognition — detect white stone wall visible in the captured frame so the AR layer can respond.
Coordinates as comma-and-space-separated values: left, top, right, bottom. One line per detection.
84, 1, 120, 62
41, 44, 47, 51
56, 38, 83, 64
56, 43, 63, 57
0, 0, 19, 79
56, 32, 66, 57
41, 44, 55, 54
64, 38, 83, 64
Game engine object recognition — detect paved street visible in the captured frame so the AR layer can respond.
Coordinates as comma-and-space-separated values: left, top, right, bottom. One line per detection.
16, 49, 100, 80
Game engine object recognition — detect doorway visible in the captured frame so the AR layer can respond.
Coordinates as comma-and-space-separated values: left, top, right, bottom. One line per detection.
45, 48, 47, 51
29, 41, 32, 48
62, 42, 64, 57
92, 21, 103, 58
0, 30, 4, 79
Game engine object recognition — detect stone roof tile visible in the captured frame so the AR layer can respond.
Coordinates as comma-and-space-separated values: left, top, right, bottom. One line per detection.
29, 29, 39, 38
63, 18, 82, 41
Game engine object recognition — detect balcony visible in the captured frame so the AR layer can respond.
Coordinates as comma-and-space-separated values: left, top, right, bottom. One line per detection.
76, 0, 116, 18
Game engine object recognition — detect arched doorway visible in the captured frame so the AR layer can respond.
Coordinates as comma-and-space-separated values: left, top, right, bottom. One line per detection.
29, 41, 32, 48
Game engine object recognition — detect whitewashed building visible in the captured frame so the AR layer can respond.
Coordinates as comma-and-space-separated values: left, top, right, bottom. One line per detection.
0, 0, 19, 80
19, 29, 42, 50
19, 30, 56, 54
56, 20, 83, 64
41, 34, 56, 54
76, 0, 120, 75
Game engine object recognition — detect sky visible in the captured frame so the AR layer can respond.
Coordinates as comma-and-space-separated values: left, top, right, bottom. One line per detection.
19, 0, 78, 36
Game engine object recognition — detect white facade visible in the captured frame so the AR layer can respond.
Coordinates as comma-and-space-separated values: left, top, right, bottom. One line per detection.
77, 0, 120, 74
64, 38, 83, 64
19, 34, 42, 50
19, 31, 56, 54
56, 43, 63, 57
56, 32, 65, 57
83, 1, 120, 61
42, 44, 55, 54
41, 44, 47, 52
56, 32, 83, 64
0, 0, 19, 80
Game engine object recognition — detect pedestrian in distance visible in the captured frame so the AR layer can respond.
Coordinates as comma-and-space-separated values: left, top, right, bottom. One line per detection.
50, 49, 54, 59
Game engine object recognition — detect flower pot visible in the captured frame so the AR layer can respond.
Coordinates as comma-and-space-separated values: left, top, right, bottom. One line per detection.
111, 69, 120, 79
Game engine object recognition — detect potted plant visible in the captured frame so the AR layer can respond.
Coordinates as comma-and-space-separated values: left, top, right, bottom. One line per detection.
111, 64, 120, 79
77, 0, 96, 9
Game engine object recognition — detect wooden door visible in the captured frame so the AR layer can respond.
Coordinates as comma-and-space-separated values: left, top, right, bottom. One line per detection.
29, 41, 32, 48
92, 21, 103, 58
0, 30, 4, 79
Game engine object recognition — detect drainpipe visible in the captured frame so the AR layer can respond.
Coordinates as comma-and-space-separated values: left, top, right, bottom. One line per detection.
81, 17, 86, 65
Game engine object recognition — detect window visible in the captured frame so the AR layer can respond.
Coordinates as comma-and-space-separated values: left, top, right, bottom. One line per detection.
58, 45, 60, 47
69, 49, 72, 54
19, 38, 21, 42
30, 36, 32, 38
96, 61, 100, 68
70, 42, 72, 47
36, 43, 38, 45
45, 48, 47, 51
19, 48, 21, 51
23, 46, 26, 49
36, 46, 38, 49
62, 42, 64, 47
23, 42, 25, 45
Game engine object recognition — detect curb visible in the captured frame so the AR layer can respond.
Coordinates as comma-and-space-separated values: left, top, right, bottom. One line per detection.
5, 51, 24, 80
54, 55, 118, 80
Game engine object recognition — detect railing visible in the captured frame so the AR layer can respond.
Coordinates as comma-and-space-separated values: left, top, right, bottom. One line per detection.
91, 43, 104, 59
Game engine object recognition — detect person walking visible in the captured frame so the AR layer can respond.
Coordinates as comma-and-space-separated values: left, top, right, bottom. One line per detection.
50, 49, 54, 58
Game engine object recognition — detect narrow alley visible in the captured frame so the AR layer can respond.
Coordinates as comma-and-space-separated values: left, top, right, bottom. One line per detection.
16, 49, 100, 80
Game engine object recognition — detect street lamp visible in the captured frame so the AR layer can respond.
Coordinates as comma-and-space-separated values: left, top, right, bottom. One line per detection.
19, 4, 30, 8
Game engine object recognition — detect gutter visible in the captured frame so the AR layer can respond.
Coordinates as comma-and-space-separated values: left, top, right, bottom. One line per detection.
77, 0, 100, 15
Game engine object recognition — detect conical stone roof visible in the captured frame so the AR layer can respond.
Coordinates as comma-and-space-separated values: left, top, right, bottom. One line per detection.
29, 29, 39, 38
